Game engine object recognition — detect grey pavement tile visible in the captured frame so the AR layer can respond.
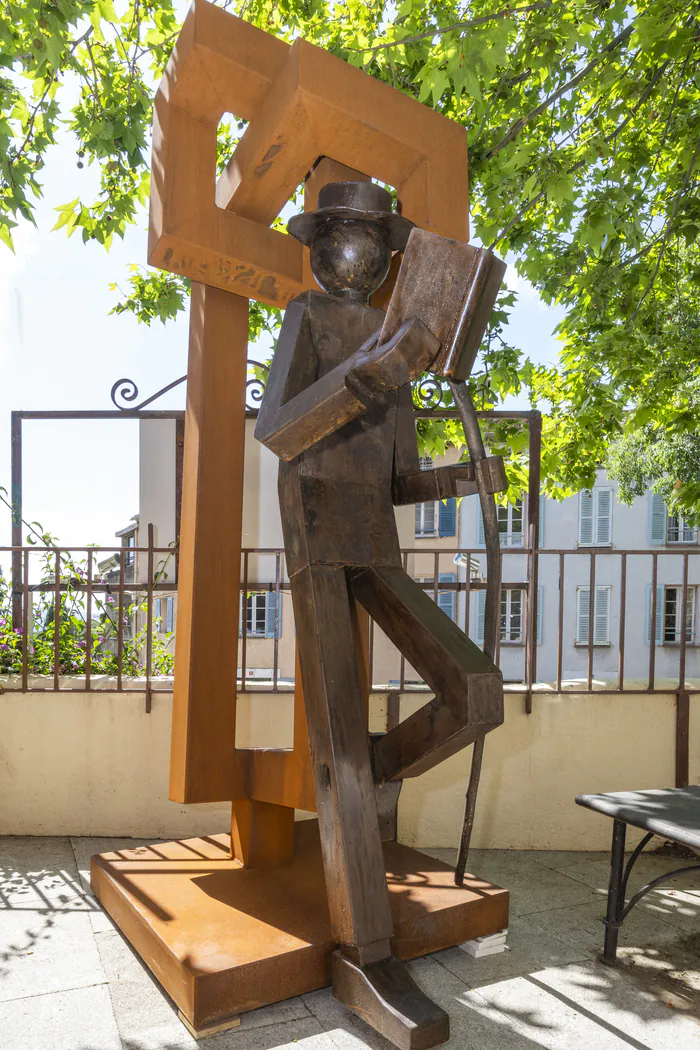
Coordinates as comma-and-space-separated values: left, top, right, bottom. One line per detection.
433, 912, 591, 988
0, 983, 121, 1050
94, 929, 189, 1048
202, 1017, 336, 1050
459, 969, 641, 1050
0, 836, 88, 912
0, 909, 107, 1003
97, 928, 315, 1049
407, 954, 555, 1050
532, 959, 700, 1049
69, 837, 164, 898
303, 986, 394, 1050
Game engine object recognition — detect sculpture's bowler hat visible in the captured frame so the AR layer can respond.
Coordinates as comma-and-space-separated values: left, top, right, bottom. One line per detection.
288, 181, 414, 251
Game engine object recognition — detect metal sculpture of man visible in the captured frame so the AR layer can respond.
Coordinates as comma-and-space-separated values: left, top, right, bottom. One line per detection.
256, 181, 505, 1048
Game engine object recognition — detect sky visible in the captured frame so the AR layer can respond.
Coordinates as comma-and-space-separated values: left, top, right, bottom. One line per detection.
0, 126, 565, 551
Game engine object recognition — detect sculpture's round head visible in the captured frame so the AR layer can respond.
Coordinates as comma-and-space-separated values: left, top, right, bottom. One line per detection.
287, 181, 414, 304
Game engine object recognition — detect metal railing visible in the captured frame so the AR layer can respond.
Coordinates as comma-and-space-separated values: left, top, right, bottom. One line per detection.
3, 541, 700, 705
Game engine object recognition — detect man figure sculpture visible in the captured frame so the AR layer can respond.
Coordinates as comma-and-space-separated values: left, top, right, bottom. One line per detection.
256, 182, 503, 1048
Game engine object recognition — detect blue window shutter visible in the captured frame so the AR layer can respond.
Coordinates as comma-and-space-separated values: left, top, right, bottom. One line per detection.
414, 504, 421, 535
438, 573, 456, 621
439, 497, 456, 537
477, 504, 485, 547
266, 590, 281, 638
166, 597, 174, 633
649, 492, 666, 545
536, 585, 543, 645
645, 584, 663, 644
476, 590, 486, 644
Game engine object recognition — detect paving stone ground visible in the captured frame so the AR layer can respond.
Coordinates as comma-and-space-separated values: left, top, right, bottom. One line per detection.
2, 837, 700, 1049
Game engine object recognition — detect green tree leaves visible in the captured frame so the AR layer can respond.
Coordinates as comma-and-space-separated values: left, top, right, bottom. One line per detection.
3, 0, 700, 510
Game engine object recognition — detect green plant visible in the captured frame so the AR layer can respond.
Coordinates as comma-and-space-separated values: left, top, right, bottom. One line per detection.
0, 510, 176, 679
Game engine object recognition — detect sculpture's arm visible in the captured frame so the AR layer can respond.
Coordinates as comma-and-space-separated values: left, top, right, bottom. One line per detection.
391, 384, 507, 505
255, 300, 439, 462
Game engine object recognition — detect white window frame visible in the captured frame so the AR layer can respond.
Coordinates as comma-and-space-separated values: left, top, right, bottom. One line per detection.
500, 588, 524, 644
575, 585, 611, 645
245, 592, 268, 637
578, 488, 613, 547
666, 512, 697, 545
415, 501, 438, 536
662, 585, 696, 645
497, 500, 524, 548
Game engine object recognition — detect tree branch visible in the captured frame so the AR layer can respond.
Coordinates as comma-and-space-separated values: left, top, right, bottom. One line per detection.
486, 21, 635, 159
351, 3, 550, 56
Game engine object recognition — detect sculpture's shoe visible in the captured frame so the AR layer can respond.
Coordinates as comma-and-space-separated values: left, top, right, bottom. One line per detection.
331, 951, 449, 1050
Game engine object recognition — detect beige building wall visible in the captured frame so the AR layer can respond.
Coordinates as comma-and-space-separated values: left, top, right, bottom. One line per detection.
0, 689, 685, 849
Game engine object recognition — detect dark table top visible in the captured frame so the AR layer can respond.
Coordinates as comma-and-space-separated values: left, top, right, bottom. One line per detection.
576, 787, 700, 850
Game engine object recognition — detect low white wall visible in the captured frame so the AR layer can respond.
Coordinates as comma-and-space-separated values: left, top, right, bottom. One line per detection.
0, 690, 690, 848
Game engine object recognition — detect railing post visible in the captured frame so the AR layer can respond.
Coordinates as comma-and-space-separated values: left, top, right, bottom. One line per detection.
525, 411, 542, 713
11, 412, 22, 630
676, 689, 690, 788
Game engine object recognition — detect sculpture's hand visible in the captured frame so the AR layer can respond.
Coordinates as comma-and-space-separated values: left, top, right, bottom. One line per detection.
347, 317, 440, 397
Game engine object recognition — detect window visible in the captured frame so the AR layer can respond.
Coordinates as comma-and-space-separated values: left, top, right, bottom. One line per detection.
246, 593, 268, 636
500, 589, 523, 643
478, 497, 543, 548
419, 455, 433, 471
578, 489, 612, 546
576, 585, 611, 645
476, 586, 542, 646
667, 513, 697, 545
647, 585, 695, 644
240, 590, 281, 638
165, 596, 174, 633
415, 501, 437, 536
498, 500, 524, 547
649, 493, 697, 545
122, 530, 137, 581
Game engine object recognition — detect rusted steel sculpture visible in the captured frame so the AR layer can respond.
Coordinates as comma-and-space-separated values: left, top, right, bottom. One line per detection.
256, 181, 506, 1048
90, 6, 512, 1045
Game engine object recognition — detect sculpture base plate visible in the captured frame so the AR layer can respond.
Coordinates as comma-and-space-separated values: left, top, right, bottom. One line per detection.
91, 821, 508, 1030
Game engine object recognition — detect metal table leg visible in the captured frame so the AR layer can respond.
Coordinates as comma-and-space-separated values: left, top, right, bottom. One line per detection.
602, 819, 626, 964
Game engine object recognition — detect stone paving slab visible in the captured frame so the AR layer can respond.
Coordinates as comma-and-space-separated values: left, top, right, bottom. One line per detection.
0, 984, 121, 1050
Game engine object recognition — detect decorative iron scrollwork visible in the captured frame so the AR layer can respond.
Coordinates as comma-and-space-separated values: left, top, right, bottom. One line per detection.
110, 376, 187, 411
412, 376, 453, 411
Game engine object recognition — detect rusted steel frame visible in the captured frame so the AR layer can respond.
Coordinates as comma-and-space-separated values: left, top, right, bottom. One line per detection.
54, 550, 61, 690
432, 552, 439, 605
556, 554, 564, 692
676, 689, 690, 788
273, 552, 282, 691
240, 551, 249, 692
587, 552, 596, 692
21, 548, 29, 692
117, 553, 125, 692
525, 412, 542, 713
368, 616, 375, 689
11, 412, 22, 630
679, 552, 689, 690
13, 409, 184, 420
85, 550, 93, 692
399, 551, 408, 692
175, 416, 185, 581
649, 553, 658, 691
413, 409, 540, 420
145, 523, 154, 714
618, 554, 626, 691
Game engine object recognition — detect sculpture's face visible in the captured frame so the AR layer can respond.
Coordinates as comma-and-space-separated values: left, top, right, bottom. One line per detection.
310, 219, 392, 302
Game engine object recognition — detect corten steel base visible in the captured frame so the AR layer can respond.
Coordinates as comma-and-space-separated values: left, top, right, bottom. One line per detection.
91, 821, 508, 1031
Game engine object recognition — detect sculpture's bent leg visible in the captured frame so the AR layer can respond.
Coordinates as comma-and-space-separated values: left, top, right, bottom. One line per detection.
349, 565, 503, 781
290, 563, 448, 1048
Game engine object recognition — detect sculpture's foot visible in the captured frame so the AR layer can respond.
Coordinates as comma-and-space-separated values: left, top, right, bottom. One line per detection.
331, 951, 449, 1050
